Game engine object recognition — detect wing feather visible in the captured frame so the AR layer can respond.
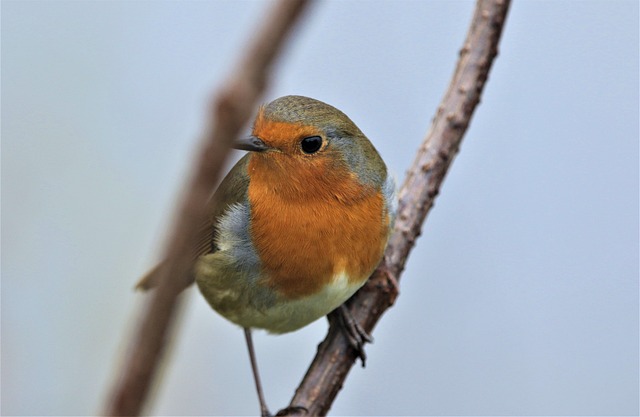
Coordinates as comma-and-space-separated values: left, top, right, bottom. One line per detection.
135, 154, 252, 290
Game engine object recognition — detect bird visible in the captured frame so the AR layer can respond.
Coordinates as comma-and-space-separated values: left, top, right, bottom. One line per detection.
137, 95, 395, 417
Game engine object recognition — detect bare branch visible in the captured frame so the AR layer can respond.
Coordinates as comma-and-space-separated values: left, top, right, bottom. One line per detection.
278, 0, 511, 415
103, 1, 312, 415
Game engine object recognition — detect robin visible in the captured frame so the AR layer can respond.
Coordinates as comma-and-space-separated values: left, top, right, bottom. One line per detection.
138, 95, 395, 417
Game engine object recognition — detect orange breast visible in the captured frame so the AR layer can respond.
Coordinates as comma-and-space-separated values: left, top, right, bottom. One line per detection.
247, 154, 389, 300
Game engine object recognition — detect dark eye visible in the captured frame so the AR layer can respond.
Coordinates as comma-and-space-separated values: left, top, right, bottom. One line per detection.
300, 136, 322, 154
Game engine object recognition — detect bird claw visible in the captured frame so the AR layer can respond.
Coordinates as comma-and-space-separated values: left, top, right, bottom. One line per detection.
328, 304, 373, 367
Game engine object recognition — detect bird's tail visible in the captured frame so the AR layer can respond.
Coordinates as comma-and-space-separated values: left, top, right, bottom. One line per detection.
134, 261, 197, 292
134, 262, 165, 291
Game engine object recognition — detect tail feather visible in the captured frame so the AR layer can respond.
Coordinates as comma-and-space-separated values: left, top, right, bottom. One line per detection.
134, 261, 197, 291
135, 263, 164, 291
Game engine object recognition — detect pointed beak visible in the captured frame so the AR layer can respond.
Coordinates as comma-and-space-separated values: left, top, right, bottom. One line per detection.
233, 136, 270, 152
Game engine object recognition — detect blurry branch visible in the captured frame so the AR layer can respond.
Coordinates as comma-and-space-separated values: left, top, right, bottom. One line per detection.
103, 1, 312, 415
278, 0, 511, 415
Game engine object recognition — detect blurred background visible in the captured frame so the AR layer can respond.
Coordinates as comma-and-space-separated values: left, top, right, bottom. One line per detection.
2, 1, 638, 416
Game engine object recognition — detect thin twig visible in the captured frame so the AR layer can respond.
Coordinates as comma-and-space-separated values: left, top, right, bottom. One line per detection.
278, 0, 511, 415
103, 1, 312, 415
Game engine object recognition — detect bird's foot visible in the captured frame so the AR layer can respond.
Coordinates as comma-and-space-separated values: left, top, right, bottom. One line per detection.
328, 304, 373, 367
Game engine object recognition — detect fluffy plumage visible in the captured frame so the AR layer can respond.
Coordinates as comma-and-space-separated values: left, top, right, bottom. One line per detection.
195, 95, 395, 333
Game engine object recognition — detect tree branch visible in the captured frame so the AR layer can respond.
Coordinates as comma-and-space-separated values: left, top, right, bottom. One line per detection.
278, 0, 511, 415
103, 1, 312, 415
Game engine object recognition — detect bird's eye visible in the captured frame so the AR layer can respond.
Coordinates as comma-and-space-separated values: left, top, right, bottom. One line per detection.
300, 136, 323, 154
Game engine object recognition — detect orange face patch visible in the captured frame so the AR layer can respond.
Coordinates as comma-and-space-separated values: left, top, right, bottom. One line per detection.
252, 108, 323, 153
247, 107, 390, 300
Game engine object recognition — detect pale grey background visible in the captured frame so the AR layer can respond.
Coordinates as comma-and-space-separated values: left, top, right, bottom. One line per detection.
2, 1, 638, 416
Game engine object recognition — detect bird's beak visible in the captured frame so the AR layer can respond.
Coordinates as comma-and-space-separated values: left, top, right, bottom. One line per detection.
233, 136, 270, 152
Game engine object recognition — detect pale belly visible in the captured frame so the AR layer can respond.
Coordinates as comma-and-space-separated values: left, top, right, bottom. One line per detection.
244, 271, 365, 334
195, 251, 366, 334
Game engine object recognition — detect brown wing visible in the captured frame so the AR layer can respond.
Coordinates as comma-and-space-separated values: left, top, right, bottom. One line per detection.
135, 154, 252, 290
